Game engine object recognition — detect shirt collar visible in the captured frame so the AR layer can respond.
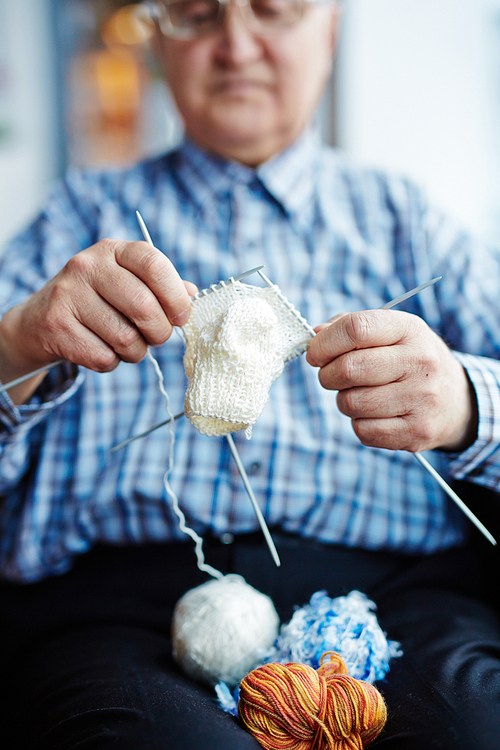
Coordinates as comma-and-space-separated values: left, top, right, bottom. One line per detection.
174, 128, 323, 230
256, 127, 322, 225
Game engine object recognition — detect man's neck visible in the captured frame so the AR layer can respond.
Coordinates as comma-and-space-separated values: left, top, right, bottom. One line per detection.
183, 125, 309, 167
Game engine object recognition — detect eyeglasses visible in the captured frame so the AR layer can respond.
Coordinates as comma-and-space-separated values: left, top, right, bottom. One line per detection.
146, 0, 331, 40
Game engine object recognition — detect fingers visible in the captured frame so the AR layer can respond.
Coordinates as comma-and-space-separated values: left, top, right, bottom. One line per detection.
114, 241, 191, 327
317, 344, 408, 392
1, 239, 197, 384
349, 416, 430, 452
72, 295, 149, 364
87, 265, 173, 348
337, 380, 439, 419
306, 308, 476, 452
60, 239, 194, 355
306, 310, 411, 368
313, 312, 348, 334
184, 280, 199, 297
50, 322, 122, 373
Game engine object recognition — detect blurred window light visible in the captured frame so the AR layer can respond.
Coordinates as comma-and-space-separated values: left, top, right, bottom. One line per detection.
101, 4, 155, 48
57, 0, 180, 168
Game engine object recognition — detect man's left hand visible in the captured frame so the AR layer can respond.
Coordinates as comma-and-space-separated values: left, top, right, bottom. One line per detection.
306, 310, 478, 453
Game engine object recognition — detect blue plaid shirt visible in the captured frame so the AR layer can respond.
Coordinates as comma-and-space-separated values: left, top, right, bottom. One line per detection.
2, 129, 500, 582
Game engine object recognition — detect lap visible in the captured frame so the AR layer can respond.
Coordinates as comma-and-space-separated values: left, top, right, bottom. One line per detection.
1, 537, 499, 750
8, 624, 260, 750
375, 587, 500, 748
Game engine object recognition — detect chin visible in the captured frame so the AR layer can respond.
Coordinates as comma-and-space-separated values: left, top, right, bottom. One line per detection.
209, 107, 276, 144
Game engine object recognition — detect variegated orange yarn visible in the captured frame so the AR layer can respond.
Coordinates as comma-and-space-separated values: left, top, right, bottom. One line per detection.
238, 652, 387, 750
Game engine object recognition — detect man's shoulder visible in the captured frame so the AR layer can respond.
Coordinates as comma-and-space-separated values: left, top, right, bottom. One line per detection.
319, 143, 420, 187
315, 144, 427, 212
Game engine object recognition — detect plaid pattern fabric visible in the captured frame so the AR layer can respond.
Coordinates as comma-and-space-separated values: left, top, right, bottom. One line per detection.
2, 129, 500, 582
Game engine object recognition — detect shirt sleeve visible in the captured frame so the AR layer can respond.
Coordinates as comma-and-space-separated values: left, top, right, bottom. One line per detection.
0, 363, 84, 435
445, 352, 500, 489
413, 191, 500, 489
0, 169, 98, 490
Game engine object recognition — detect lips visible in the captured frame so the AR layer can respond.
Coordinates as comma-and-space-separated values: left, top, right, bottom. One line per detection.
211, 77, 270, 93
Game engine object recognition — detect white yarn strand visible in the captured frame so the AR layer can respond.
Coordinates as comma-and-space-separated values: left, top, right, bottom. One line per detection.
147, 350, 223, 580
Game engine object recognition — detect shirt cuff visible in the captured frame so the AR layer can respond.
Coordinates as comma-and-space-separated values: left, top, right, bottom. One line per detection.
446, 352, 500, 482
0, 363, 84, 436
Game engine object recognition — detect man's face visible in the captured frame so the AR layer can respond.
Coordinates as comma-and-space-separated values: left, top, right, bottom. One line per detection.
155, 1, 341, 165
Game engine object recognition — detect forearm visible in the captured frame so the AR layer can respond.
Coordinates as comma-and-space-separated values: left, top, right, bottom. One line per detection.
0, 306, 52, 405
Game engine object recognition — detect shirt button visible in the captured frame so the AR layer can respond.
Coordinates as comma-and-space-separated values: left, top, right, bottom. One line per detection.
248, 461, 262, 476
220, 532, 234, 545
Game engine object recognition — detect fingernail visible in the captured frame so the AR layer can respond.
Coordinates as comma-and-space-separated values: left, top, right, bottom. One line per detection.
172, 308, 190, 327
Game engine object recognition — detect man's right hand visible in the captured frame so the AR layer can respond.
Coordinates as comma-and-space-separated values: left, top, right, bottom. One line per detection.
0, 239, 196, 404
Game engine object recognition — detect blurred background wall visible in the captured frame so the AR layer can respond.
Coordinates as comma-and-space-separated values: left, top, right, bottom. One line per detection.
1, 0, 500, 252
0, 0, 58, 251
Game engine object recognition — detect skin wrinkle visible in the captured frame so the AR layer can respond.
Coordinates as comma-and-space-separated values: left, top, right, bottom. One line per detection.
0, 1, 476, 455
156, 4, 340, 166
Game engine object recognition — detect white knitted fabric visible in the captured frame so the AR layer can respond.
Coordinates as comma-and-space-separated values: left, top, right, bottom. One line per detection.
182, 279, 314, 437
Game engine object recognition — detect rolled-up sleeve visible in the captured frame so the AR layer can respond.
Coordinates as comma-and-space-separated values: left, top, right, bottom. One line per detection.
447, 352, 500, 489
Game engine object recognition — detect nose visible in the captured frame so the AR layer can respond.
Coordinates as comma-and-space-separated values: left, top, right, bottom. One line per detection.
214, 1, 263, 66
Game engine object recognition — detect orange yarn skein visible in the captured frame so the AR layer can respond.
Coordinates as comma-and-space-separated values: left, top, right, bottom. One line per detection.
238, 652, 387, 750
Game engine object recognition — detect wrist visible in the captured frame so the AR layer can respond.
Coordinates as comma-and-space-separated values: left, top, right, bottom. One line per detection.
0, 306, 49, 404
438, 365, 478, 453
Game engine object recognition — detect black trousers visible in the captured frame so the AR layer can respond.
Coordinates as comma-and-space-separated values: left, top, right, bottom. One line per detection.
1, 533, 500, 750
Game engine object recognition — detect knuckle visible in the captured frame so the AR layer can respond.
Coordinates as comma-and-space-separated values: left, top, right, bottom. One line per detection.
338, 353, 361, 385
337, 389, 356, 416
96, 237, 122, 256
135, 245, 168, 278
352, 419, 379, 447
413, 347, 440, 376
64, 251, 94, 278
345, 311, 376, 346
113, 323, 139, 351
147, 322, 172, 347
128, 287, 156, 322
92, 348, 118, 372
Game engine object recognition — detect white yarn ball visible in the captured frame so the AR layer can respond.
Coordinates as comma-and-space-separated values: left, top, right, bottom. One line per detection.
172, 574, 280, 686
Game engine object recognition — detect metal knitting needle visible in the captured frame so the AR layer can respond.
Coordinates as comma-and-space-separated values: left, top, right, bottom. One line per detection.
256, 270, 442, 324
111, 410, 283, 565
136, 211, 265, 297
380, 280, 496, 544
259, 269, 496, 545
380, 277, 442, 309
226, 433, 281, 567
136, 211, 281, 566
110, 411, 185, 453
0, 359, 66, 395
136, 210, 154, 244
414, 452, 496, 545
109, 275, 448, 451
0, 238, 264, 397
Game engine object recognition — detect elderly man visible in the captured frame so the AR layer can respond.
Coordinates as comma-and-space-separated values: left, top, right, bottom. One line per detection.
0, 0, 499, 747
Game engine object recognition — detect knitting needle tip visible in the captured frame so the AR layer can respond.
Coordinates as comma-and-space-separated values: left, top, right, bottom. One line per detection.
136, 210, 154, 245
381, 276, 442, 310
226, 433, 281, 567
414, 452, 496, 546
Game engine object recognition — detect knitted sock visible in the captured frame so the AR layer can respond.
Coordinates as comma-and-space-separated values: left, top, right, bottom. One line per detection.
182, 280, 313, 437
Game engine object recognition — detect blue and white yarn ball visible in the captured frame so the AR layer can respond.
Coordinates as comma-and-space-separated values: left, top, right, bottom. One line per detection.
216, 589, 402, 715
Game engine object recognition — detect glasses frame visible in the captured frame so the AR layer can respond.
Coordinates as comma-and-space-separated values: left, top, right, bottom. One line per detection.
145, 0, 331, 40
